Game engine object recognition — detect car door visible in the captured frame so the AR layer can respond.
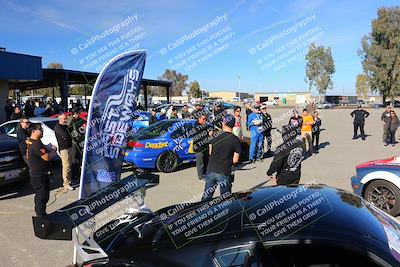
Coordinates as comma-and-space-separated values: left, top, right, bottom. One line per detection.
169, 122, 195, 160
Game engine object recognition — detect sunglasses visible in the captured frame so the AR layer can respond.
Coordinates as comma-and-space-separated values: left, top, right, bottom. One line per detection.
22, 121, 30, 124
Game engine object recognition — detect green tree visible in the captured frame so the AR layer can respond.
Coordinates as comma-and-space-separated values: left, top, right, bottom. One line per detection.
189, 81, 201, 98
47, 62, 64, 69
356, 74, 370, 97
358, 7, 400, 105
305, 43, 335, 99
160, 69, 188, 96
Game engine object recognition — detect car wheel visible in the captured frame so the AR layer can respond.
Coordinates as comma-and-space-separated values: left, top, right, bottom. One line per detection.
156, 151, 178, 173
364, 180, 400, 216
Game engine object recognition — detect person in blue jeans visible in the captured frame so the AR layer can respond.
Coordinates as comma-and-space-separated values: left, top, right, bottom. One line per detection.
202, 114, 241, 201
247, 105, 265, 163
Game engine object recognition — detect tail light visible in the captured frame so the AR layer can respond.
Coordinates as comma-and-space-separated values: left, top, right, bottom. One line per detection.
127, 141, 145, 148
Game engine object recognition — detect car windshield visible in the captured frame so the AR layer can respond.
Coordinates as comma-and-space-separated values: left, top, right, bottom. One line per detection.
140, 120, 176, 137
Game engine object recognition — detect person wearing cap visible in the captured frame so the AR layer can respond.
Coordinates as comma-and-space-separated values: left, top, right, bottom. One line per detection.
381, 105, 392, 143
202, 114, 241, 200
247, 105, 264, 163
267, 125, 304, 185
26, 123, 58, 217
261, 105, 273, 156
68, 109, 86, 181
149, 109, 158, 125
157, 108, 167, 121
351, 105, 369, 140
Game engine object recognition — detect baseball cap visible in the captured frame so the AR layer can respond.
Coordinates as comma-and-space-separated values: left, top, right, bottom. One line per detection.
223, 114, 236, 128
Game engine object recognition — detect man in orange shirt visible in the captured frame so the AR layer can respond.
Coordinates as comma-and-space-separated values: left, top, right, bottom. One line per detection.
301, 109, 314, 154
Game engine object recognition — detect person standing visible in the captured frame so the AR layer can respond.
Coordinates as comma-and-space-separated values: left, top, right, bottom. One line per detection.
149, 109, 158, 125
5, 99, 14, 121
267, 125, 304, 185
24, 101, 35, 118
232, 106, 243, 140
288, 110, 303, 129
385, 110, 400, 147
312, 110, 322, 152
301, 109, 314, 154
34, 102, 46, 117
381, 105, 392, 143
182, 105, 191, 119
351, 105, 370, 140
192, 115, 213, 180
26, 123, 57, 217
68, 109, 85, 181
156, 108, 167, 121
212, 102, 225, 130
261, 105, 273, 157
54, 114, 74, 191
202, 114, 241, 200
247, 105, 264, 163
16, 116, 31, 166
245, 103, 252, 130
169, 107, 178, 119
10, 106, 23, 120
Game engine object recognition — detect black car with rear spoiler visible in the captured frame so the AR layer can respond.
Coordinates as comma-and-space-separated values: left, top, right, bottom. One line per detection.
35, 180, 400, 267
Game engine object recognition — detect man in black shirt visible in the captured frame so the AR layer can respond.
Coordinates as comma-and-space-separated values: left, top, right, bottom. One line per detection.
5, 99, 14, 121
68, 109, 86, 181
10, 106, 23, 120
149, 109, 157, 125
351, 105, 370, 140
267, 125, 304, 185
381, 105, 391, 143
192, 114, 213, 180
54, 114, 74, 191
26, 123, 57, 217
16, 116, 31, 166
261, 105, 273, 156
202, 114, 241, 201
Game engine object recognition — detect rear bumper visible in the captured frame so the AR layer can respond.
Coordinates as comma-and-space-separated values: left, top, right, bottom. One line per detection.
124, 150, 157, 169
351, 175, 363, 196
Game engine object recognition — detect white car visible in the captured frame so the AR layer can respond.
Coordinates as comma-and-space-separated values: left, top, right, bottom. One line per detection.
262, 100, 278, 106
0, 117, 59, 150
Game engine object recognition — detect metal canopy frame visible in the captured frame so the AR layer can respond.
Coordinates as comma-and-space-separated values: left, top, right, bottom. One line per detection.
8, 68, 172, 110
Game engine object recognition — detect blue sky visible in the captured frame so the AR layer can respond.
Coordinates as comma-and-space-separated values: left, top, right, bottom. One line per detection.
1, 0, 398, 95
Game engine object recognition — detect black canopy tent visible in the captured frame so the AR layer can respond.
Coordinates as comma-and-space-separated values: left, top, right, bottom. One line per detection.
8, 68, 172, 110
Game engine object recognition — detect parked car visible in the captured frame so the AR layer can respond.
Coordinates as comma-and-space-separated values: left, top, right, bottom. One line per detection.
36, 183, 400, 267
317, 101, 334, 109
124, 119, 197, 172
0, 117, 58, 148
351, 156, 400, 216
262, 100, 278, 106
0, 134, 29, 186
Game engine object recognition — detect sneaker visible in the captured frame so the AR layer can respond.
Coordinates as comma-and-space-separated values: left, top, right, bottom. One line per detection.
251, 160, 256, 164
64, 185, 74, 191
384, 143, 389, 146
392, 144, 395, 147
352, 136, 357, 140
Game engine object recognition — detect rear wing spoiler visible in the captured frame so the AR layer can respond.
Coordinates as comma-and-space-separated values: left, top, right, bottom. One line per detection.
32, 171, 159, 240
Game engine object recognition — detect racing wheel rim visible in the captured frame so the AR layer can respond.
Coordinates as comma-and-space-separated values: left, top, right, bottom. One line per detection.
158, 151, 177, 172
367, 185, 396, 213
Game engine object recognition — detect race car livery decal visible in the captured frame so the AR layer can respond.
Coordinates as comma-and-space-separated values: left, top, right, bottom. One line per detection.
145, 141, 169, 149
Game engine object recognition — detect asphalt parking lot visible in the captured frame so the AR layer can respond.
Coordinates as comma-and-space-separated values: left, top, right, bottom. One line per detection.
1, 107, 399, 267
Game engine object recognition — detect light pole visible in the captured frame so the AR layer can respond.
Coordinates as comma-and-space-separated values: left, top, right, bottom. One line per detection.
237, 73, 241, 100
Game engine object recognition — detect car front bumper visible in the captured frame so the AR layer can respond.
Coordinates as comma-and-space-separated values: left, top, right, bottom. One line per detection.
351, 175, 363, 196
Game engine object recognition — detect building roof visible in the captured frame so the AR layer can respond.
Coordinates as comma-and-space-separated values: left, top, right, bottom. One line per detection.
255, 91, 311, 94
0, 50, 42, 81
8, 68, 172, 91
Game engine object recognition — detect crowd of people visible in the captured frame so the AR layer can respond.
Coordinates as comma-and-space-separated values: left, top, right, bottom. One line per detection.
4, 98, 86, 121
14, 109, 85, 217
